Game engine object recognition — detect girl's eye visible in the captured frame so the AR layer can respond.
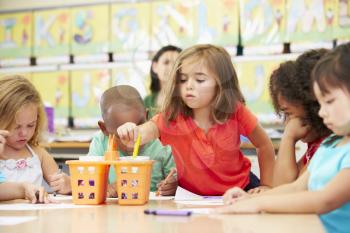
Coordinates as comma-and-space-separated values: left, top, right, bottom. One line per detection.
196, 79, 205, 83
325, 98, 334, 104
28, 124, 35, 128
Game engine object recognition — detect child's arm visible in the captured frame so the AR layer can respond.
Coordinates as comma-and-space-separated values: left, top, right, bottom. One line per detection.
0, 182, 50, 203
35, 147, 71, 194
273, 117, 310, 186
219, 169, 350, 214
224, 169, 309, 204
117, 121, 159, 145
247, 124, 275, 187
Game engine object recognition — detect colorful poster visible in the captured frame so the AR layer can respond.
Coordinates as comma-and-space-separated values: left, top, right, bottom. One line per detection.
110, 2, 151, 55
234, 57, 286, 121
193, 0, 239, 46
0, 12, 32, 59
151, 0, 196, 49
240, 0, 285, 46
31, 71, 69, 121
111, 61, 150, 98
34, 9, 70, 57
70, 69, 111, 125
71, 5, 109, 55
285, 0, 335, 43
334, 0, 350, 39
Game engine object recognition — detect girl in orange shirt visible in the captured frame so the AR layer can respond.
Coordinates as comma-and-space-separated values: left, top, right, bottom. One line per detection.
117, 44, 275, 195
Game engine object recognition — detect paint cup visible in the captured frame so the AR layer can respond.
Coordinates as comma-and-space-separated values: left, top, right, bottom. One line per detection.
113, 156, 154, 205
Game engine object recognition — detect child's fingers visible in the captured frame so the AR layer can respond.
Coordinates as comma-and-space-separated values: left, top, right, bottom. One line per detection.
38, 187, 45, 203
223, 187, 246, 205
0, 130, 9, 137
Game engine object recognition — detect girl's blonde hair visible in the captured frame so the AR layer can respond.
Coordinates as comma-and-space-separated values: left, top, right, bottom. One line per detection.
162, 44, 245, 123
0, 75, 47, 146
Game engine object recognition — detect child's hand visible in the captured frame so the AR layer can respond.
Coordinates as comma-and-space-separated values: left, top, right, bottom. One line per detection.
156, 175, 178, 196
223, 187, 250, 205
117, 122, 138, 145
215, 198, 262, 214
247, 185, 271, 194
107, 183, 118, 198
22, 183, 50, 204
284, 117, 310, 142
48, 172, 71, 195
0, 130, 9, 154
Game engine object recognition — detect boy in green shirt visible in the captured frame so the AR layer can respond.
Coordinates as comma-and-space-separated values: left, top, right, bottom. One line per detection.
88, 85, 176, 197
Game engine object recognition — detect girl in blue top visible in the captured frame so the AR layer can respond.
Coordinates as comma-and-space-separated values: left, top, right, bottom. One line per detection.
218, 42, 350, 233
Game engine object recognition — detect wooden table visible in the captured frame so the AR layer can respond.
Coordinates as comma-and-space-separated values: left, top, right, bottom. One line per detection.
0, 199, 324, 233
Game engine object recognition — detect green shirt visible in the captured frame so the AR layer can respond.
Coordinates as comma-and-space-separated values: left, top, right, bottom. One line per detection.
144, 93, 159, 119
87, 131, 175, 191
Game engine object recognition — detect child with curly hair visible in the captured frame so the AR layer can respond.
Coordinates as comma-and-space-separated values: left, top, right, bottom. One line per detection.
269, 49, 331, 187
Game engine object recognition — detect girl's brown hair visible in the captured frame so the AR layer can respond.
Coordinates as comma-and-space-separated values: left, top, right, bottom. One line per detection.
312, 43, 350, 95
161, 44, 245, 123
0, 75, 47, 146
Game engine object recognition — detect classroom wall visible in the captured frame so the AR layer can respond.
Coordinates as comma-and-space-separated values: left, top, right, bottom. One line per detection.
0, 0, 349, 128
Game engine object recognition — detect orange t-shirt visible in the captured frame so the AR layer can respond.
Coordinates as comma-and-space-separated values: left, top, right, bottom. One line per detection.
152, 103, 258, 195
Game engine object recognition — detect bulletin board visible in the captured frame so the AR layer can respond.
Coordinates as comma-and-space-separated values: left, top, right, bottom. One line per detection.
110, 2, 151, 55
285, 0, 334, 43
193, 0, 239, 46
0, 12, 32, 59
33, 8, 70, 57
240, 0, 285, 46
31, 71, 69, 120
111, 61, 150, 99
233, 57, 286, 120
70, 69, 111, 124
151, 0, 196, 49
333, 0, 350, 39
71, 5, 109, 55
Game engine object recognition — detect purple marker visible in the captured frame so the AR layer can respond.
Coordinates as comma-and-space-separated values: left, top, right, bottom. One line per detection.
144, 209, 192, 216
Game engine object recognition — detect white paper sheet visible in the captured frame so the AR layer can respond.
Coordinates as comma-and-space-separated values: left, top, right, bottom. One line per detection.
174, 187, 202, 201
0, 203, 94, 211
0, 216, 37, 225
174, 187, 223, 205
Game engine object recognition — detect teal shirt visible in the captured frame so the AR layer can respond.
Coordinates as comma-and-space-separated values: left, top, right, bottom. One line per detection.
0, 171, 5, 183
308, 135, 350, 233
88, 131, 175, 191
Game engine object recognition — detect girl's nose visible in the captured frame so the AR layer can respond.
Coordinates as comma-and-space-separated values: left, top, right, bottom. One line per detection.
318, 105, 326, 118
18, 128, 27, 137
186, 78, 194, 90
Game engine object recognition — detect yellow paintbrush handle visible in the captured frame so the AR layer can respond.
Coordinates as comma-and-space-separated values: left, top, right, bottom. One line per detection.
132, 134, 141, 158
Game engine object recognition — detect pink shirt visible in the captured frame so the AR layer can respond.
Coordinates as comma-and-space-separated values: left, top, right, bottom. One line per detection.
153, 103, 258, 195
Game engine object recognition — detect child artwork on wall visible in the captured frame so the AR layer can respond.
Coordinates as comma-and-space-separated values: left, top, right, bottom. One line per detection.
234, 56, 287, 123
111, 61, 150, 98
240, 0, 285, 47
0, 12, 32, 59
34, 9, 70, 57
193, 0, 239, 47
71, 5, 109, 55
110, 2, 151, 58
71, 69, 111, 127
31, 71, 69, 126
151, 1, 195, 49
285, 0, 334, 43
334, 0, 350, 40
